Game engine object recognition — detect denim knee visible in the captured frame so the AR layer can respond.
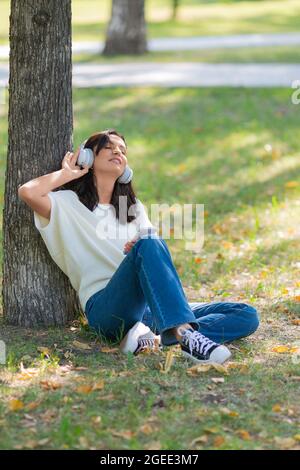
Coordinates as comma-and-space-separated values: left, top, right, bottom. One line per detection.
241, 303, 260, 335
134, 237, 162, 251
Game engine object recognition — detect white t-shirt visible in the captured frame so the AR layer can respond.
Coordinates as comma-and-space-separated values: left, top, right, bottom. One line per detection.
33, 190, 154, 312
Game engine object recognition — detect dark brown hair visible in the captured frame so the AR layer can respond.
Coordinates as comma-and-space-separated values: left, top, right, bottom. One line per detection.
57, 129, 137, 223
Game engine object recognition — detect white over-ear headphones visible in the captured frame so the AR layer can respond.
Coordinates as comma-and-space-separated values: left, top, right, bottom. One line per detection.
77, 141, 133, 184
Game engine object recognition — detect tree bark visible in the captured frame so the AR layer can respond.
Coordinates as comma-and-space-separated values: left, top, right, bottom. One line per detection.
103, 0, 148, 55
3, 0, 83, 326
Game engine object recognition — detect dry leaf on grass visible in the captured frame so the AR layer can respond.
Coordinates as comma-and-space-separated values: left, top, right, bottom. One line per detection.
272, 404, 283, 413
285, 181, 299, 188
236, 430, 252, 441
37, 346, 51, 356
26, 400, 42, 411
271, 345, 299, 354
211, 377, 225, 384
100, 347, 119, 353
273, 437, 297, 449
160, 348, 175, 374
75, 385, 93, 394
75, 381, 105, 394
9, 399, 24, 411
138, 423, 158, 435
220, 407, 239, 418
40, 380, 62, 391
72, 340, 92, 351
145, 441, 162, 450
187, 362, 229, 376
213, 436, 225, 447
91, 416, 102, 425
111, 430, 136, 440
190, 435, 208, 446
92, 380, 105, 391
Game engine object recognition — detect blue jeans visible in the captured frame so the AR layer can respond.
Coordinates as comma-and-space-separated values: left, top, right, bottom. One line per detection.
85, 238, 259, 346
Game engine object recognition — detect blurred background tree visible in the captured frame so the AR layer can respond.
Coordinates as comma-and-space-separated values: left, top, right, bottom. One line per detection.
103, 0, 148, 55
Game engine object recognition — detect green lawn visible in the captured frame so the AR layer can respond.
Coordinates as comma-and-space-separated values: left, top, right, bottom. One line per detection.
72, 45, 300, 64
0, 87, 300, 450
0, 0, 300, 44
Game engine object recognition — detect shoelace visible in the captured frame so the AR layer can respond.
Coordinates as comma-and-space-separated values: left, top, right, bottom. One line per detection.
134, 338, 157, 355
181, 329, 218, 356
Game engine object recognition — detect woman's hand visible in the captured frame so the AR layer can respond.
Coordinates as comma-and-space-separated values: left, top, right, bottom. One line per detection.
61, 147, 90, 182
123, 239, 137, 254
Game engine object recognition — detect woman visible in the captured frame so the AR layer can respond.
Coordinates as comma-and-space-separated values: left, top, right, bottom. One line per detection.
18, 129, 259, 365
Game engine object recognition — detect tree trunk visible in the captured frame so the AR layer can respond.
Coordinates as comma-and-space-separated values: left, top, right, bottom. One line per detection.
172, 0, 180, 20
103, 0, 148, 55
3, 0, 83, 327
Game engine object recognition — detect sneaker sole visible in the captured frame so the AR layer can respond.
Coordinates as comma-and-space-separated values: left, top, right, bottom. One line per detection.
181, 345, 231, 365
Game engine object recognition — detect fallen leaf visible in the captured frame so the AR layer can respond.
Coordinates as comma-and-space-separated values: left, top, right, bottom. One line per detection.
40, 409, 57, 422
72, 340, 92, 351
24, 440, 39, 449
161, 348, 175, 374
111, 430, 136, 440
211, 377, 225, 384
220, 407, 239, 418
211, 363, 229, 375
187, 364, 212, 376
75, 385, 93, 394
213, 436, 225, 447
285, 181, 299, 189
237, 430, 251, 441
91, 416, 102, 425
40, 380, 62, 391
37, 347, 51, 356
139, 424, 157, 435
100, 347, 119, 353
38, 438, 50, 446
26, 401, 42, 411
92, 381, 105, 391
78, 436, 89, 447
145, 441, 162, 450
271, 345, 291, 353
9, 399, 24, 411
204, 427, 219, 434
190, 435, 208, 446
273, 437, 296, 449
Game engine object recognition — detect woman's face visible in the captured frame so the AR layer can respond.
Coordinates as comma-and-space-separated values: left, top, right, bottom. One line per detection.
94, 135, 127, 177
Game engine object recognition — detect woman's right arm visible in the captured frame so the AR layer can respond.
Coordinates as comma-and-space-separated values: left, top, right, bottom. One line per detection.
18, 148, 89, 220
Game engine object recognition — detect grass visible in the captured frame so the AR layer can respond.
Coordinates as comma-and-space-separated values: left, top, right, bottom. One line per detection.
72, 45, 300, 64
72, 0, 300, 41
0, 87, 300, 449
0, 0, 300, 44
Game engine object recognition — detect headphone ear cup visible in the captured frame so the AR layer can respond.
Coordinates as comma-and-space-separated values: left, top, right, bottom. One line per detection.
77, 146, 94, 168
118, 165, 133, 184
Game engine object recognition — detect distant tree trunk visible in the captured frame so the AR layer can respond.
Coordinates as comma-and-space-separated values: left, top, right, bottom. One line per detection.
172, 0, 180, 20
103, 0, 148, 55
3, 0, 83, 326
